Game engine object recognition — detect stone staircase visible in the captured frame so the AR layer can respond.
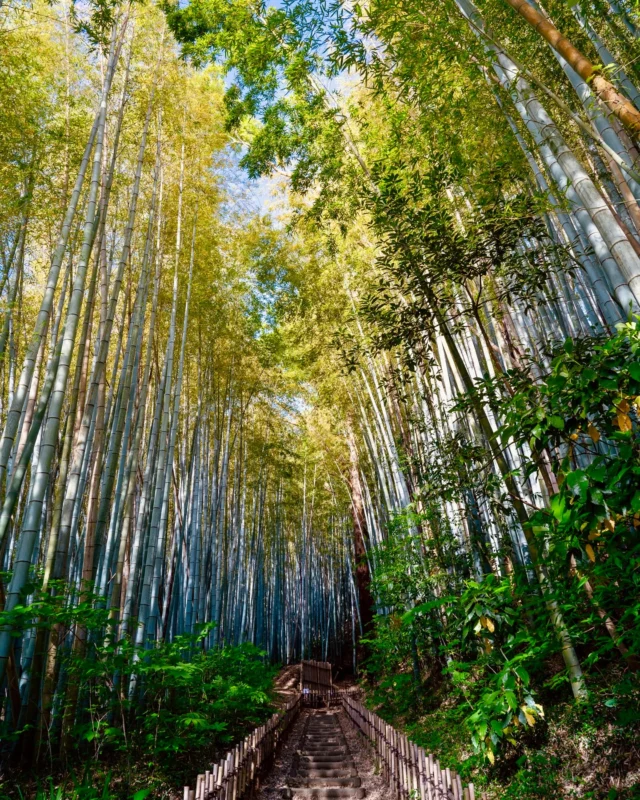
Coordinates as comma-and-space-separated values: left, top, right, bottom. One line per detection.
283, 710, 366, 799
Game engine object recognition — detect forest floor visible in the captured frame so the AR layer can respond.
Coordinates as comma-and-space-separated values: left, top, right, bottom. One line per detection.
255, 705, 387, 800
363, 678, 640, 799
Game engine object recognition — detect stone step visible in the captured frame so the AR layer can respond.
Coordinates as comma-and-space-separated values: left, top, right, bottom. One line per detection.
304, 736, 343, 741
308, 720, 340, 724
303, 778, 362, 789
304, 737, 345, 742
298, 750, 352, 764
303, 744, 347, 749
297, 770, 357, 779
305, 735, 342, 740
307, 721, 340, 725
283, 789, 365, 799
307, 722, 340, 727
303, 738, 346, 745
303, 744, 344, 750
307, 722, 342, 731
305, 735, 342, 741
306, 728, 341, 734
307, 722, 341, 731
298, 753, 353, 769
283, 713, 365, 800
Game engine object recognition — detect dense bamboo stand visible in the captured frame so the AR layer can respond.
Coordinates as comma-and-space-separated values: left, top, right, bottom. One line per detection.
342, 693, 481, 800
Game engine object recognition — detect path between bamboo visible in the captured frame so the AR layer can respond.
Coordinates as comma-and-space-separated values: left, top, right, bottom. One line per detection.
183, 662, 482, 800
255, 704, 387, 800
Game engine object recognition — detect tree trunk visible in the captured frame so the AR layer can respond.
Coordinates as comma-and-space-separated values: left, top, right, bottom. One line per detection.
346, 422, 375, 669
504, 0, 640, 135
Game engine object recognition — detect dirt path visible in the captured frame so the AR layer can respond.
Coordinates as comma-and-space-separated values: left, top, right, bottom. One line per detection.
255, 706, 387, 800
274, 664, 302, 706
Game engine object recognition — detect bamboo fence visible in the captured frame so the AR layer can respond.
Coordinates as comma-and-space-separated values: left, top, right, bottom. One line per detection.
342, 693, 482, 800
182, 694, 301, 800
300, 659, 332, 691
301, 685, 362, 707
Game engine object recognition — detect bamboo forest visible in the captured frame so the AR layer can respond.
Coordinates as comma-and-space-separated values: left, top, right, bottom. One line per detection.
1, 0, 640, 795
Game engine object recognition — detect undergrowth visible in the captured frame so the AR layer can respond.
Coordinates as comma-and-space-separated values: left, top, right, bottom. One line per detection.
363, 656, 640, 798
0, 637, 277, 800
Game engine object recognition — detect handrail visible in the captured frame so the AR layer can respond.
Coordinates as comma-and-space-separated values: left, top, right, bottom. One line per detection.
342, 693, 482, 800
183, 693, 302, 800
301, 685, 362, 707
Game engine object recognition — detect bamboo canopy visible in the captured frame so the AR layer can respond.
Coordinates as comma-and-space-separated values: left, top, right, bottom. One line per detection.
1, 0, 640, 786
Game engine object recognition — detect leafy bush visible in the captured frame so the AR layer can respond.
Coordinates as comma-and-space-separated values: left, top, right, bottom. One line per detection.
0, 591, 277, 797
361, 322, 640, 794
71, 633, 276, 766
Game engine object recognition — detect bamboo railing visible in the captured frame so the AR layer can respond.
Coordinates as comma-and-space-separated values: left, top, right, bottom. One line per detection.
300, 659, 332, 691
182, 694, 301, 800
342, 693, 481, 800
301, 685, 361, 707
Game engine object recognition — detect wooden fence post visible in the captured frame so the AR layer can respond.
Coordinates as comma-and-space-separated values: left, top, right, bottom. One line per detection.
340, 694, 476, 800
182, 694, 301, 800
